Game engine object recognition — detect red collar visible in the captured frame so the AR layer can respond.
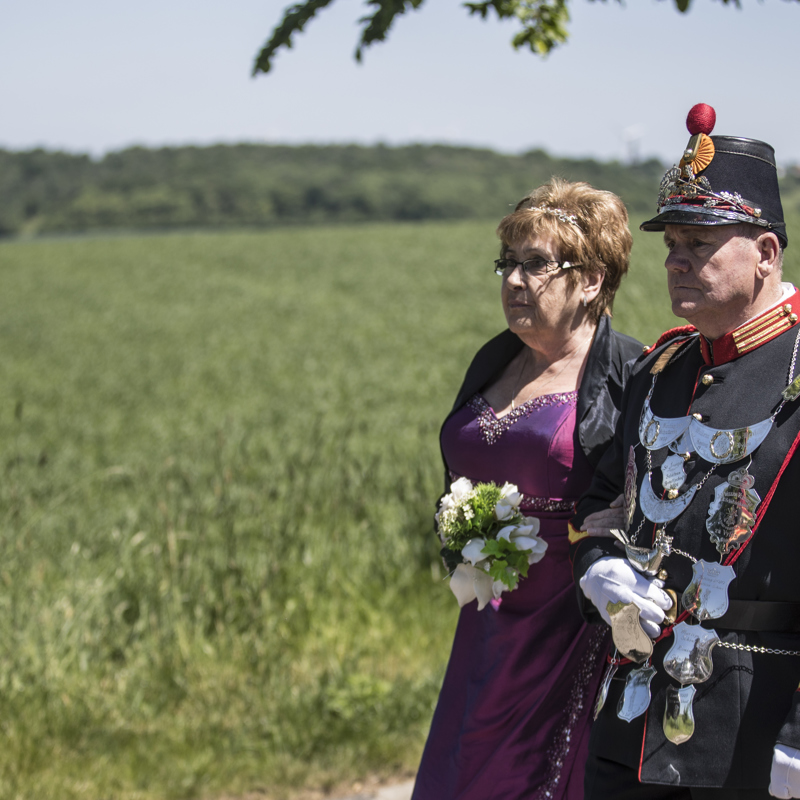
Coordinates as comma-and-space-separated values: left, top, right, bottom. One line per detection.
699, 288, 800, 366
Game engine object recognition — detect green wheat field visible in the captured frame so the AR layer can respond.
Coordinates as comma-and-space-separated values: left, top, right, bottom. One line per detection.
1, 218, 798, 799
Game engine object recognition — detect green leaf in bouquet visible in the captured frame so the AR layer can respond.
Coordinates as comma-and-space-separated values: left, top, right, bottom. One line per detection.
482, 536, 531, 589
479, 538, 504, 557
487, 558, 519, 590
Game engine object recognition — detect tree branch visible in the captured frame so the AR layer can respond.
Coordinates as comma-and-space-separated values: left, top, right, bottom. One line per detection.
355, 0, 426, 62
252, 0, 335, 75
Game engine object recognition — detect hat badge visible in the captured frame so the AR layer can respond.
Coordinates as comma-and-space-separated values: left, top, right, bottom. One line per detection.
679, 104, 716, 179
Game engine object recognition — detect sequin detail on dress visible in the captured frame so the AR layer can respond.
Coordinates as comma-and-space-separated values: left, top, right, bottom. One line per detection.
468, 392, 578, 446
448, 471, 574, 513
534, 626, 608, 800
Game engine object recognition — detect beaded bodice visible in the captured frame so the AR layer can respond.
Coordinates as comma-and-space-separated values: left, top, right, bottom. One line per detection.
441, 390, 592, 513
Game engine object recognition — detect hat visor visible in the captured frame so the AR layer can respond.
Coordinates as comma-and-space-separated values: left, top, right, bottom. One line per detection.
639, 209, 744, 233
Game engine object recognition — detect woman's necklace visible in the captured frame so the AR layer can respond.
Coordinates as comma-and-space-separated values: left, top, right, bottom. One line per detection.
511, 328, 596, 410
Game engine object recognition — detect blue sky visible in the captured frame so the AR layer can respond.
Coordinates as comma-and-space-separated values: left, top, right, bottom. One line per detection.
2, 0, 798, 164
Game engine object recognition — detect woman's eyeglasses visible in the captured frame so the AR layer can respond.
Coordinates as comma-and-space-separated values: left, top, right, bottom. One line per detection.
493, 257, 580, 277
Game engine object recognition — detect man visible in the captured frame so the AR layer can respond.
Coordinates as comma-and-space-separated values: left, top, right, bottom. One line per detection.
570, 103, 800, 799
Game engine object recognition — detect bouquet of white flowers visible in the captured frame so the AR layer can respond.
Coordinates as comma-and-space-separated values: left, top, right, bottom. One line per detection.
437, 478, 548, 610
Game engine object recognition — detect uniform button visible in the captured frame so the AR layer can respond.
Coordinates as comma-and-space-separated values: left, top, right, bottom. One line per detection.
701, 374, 714, 386
791, 314, 798, 324
784, 304, 793, 314
692, 412, 705, 422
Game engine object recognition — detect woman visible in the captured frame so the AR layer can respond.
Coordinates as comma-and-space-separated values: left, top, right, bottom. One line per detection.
411, 179, 642, 800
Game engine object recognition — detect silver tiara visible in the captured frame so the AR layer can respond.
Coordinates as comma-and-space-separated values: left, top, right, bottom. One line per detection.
528, 206, 581, 228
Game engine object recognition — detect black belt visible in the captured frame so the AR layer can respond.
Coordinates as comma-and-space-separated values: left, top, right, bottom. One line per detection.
697, 599, 800, 633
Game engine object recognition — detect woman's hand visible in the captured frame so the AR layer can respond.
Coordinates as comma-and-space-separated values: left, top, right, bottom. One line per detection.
581, 494, 626, 538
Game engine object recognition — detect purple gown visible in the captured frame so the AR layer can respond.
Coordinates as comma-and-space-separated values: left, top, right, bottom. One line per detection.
412, 391, 609, 800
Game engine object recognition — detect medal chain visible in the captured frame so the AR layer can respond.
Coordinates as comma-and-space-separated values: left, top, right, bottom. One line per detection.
628, 448, 652, 546
670, 546, 696, 563
629, 448, 716, 547
768, 326, 800, 422
717, 640, 800, 657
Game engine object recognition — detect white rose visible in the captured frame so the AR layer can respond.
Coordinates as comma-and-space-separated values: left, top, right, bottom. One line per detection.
449, 477, 474, 502
495, 482, 522, 520
497, 520, 548, 564
461, 537, 488, 566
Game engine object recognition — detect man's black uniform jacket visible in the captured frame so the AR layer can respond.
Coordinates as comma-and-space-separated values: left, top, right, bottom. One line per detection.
570, 293, 800, 789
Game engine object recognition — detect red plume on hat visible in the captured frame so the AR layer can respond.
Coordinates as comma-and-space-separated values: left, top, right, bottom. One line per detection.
680, 103, 716, 175
686, 103, 716, 136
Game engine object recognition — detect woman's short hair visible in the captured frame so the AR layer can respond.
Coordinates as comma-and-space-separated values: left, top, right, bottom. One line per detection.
496, 178, 632, 323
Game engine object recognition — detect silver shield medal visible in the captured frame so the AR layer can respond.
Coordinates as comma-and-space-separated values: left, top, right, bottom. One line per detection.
617, 664, 657, 722
682, 560, 736, 621
663, 684, 697, 745
660, 454, 687, 494
706, 466, 761, 556
663, 621, 719, 685
607, 602, 653, 664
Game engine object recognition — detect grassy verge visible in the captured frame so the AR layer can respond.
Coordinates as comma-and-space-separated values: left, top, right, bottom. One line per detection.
0, 217, 797, 798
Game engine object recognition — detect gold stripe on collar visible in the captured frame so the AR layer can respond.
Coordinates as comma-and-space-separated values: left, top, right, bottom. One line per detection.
733, 316, 793, 354
732, 306, 788, 343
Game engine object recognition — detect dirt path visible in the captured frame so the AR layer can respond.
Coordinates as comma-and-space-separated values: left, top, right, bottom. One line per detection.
328, 780, 414, 800
218, 777, 415, 800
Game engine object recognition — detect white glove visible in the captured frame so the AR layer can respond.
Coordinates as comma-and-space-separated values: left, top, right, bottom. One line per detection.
770, 744, 800, 798
579, 556, 672, 638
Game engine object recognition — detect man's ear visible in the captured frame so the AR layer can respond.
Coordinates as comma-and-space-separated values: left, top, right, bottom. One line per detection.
756, 231, 782, 279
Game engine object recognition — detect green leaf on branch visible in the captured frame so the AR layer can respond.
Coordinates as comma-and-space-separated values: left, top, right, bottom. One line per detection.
356, 0, 427, 61
254, 0, 780, 75
253, 0, 335, 75
464, 0, 575, 55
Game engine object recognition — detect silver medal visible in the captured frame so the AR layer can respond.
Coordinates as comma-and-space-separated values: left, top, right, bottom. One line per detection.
783, 375, 800, 402
624, 445, 637, 532
625, 527, 673, 577
594, 660, 618, 720
617, 664, 657, 722
640, 396, 693, 451
663, 684, 697, 745
661, 454, 687, 493
663, 621, 719, 685
682, 560, 736, 621
690, 418, 772, 465
640, 470, 698, 524
607, 601, 653, 664
706, 466, 761, 556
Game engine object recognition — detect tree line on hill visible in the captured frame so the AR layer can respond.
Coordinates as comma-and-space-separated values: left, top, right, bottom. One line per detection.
2, 143, 799, 237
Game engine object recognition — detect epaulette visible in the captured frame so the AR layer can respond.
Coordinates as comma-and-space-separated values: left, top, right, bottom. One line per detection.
643, 325, 698, 356
644, 325, 699, 375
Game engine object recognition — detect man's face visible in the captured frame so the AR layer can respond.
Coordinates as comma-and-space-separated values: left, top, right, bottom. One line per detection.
663, 224, 762, 338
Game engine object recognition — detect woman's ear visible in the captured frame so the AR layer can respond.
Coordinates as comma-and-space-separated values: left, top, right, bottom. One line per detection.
581, 268, 605, 304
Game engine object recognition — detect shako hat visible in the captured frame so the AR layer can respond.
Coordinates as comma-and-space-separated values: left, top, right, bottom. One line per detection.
640, 103, 788, 248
